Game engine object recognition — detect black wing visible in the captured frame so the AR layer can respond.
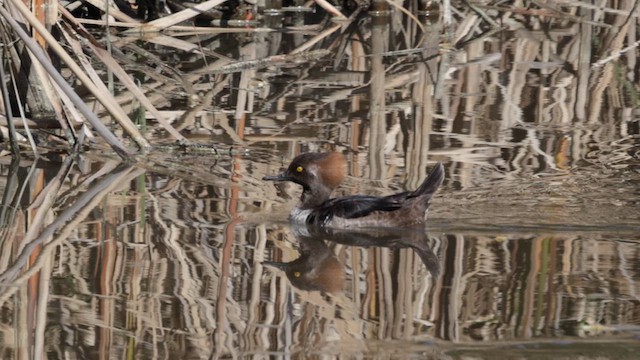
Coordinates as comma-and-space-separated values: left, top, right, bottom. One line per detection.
382, 191, 411, 202
310, 195, 402, 225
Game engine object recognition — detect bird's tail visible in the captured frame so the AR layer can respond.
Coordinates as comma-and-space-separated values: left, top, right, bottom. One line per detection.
409, 162, 445, 200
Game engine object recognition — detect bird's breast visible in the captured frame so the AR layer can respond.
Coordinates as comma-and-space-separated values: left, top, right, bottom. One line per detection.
289, 207, 313, 224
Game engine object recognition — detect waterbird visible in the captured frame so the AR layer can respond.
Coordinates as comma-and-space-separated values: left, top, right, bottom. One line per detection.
263, 152, 444, 228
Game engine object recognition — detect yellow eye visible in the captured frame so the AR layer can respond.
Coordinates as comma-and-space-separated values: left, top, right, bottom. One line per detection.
293, 271, 301, 278
296, 166, 304, 173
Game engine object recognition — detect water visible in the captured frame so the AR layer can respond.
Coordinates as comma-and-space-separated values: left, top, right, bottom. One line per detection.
1, 152, 638, 358
2, 4, 640, 359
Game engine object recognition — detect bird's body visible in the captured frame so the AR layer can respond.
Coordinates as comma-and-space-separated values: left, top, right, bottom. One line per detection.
264, 152, 444, 228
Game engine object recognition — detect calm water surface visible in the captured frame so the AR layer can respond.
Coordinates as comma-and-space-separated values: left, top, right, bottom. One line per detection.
0, 151, 638, 359
2, 4, 640, 359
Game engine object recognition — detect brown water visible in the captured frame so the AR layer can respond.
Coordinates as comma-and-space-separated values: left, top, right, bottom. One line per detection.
2, 3, 640, 359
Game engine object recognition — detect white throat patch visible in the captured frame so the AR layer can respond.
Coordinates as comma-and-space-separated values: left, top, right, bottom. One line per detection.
289, 207, 312, 224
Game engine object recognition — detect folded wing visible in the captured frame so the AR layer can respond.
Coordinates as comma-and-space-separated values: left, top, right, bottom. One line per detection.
310, 195, 402, 225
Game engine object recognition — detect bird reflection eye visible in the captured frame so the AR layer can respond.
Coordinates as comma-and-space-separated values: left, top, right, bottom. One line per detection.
293, 271, 301, 278
296, 166, 304, 173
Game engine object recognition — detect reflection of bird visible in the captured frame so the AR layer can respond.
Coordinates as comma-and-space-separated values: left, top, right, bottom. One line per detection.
264, 228, 439, 294
310, 227, 440, 278
263, 152, 444, 228
264, 235, 345, 294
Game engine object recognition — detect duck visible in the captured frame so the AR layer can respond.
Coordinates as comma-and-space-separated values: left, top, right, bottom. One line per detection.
263, 152, 444, 228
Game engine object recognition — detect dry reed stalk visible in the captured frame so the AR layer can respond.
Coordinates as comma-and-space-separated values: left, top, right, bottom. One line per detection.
83, 0, 139, 23
59, 27, 150, 145
592, 38, 640, 68
385, 0, 425, 34
0, 4, 133, 157
314, 0, 348, 19
163, 25, 275, 34
200, 50, 332, 74
2, 8, 61, 126
174, 78, 228, 132
75, 18, 139, 27
574, 6, 593, 121
58, 7, 186, 142
126, 0, 228, 34
557, 0, 640, 16
2, 9, 76, 140
88, 44, 186, 140
588, 0, 638, 123
460, 0, 500, 28
478, 3, 613, 27
4, 0, 148, 152
291, 23, 342, 54
77, 18, 274, 35
0, 53, 20, 154
368, 19, 387, 179
5, 67, 38, 153
141, 34, 205, 53
235, 63, 252, 126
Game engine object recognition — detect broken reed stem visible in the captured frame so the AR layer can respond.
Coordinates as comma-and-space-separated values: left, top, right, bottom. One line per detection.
4, 0, 149, 152
0, 4, 132, 158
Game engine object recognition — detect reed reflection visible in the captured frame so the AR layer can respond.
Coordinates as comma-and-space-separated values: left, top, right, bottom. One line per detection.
265, 226, 439, 294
